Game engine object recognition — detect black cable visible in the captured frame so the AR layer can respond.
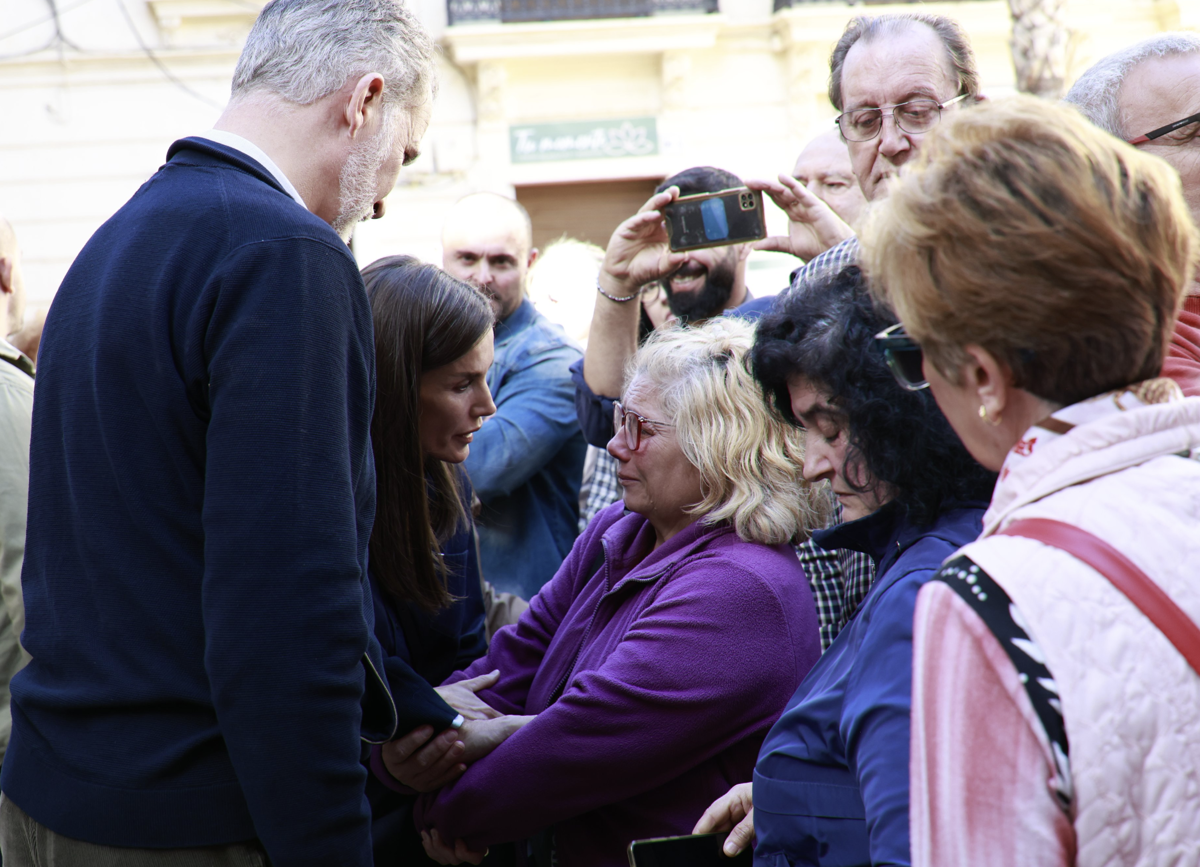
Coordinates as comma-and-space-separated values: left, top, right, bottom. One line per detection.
0, 0, 97, 44
45, 0, 85, 51
114, 0, 223, 110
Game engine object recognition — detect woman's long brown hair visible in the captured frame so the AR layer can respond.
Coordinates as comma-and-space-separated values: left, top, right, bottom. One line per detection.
362, 255, 494, 612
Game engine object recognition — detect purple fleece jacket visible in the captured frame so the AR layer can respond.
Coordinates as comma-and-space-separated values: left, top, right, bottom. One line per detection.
412, 502, 821, 866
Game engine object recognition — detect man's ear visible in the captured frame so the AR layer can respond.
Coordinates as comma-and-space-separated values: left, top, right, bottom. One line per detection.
0, 258, 13, 296
526, 248, 539, 270
344, 73, 386, 140
735, 242, 753, 263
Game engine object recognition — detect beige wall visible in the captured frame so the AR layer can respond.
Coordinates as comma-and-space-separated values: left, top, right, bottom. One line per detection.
0, 0, 1194, 309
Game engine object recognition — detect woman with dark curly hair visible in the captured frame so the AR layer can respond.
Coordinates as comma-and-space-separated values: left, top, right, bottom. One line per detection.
695, 264, 995, 867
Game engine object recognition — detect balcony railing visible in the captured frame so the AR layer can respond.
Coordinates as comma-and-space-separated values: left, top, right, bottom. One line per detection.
447, 0, 717, 25
774, 0, 990, 11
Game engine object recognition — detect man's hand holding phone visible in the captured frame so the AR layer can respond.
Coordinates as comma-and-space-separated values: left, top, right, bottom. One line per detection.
600, 187, 689, 300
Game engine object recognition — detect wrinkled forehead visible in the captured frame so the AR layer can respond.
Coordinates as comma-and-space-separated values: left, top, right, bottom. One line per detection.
621, 375, 667, 416
787, 373, 829, 404
1119, 52, 1200, 130
442, 209, 531, 259
840, 24, 958, 110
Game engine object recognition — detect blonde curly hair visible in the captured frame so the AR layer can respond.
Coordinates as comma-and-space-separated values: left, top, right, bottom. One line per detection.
625, 318, 825, 545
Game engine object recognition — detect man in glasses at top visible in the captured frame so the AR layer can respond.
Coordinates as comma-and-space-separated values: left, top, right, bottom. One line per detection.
1066, 33, 1200, 397
781, 12, 982, 297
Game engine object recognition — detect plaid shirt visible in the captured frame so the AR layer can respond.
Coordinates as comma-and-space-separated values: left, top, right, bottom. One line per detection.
785, 236, 861, 299
578, 445, 623, 533
797, 537, 875, 651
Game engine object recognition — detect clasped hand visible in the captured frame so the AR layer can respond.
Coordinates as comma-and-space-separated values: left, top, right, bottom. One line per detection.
381, 671, 533, 793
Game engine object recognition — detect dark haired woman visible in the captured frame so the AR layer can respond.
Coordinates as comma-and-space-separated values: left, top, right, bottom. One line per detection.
359, 255, 506, 865
696, 265, 995, 867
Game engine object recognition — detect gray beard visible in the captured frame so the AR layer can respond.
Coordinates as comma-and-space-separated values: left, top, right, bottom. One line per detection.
332, 116, 396, 240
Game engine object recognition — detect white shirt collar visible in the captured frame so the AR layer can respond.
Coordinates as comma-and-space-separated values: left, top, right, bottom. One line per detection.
197, 129, 308, 209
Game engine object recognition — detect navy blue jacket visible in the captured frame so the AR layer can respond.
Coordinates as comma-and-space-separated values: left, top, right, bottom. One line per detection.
1, 139, 444, 866
753, 501, 985, 867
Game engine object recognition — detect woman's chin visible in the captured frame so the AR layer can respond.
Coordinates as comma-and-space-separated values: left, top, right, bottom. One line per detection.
620, 493, 646, 515
426, 444, 470, 464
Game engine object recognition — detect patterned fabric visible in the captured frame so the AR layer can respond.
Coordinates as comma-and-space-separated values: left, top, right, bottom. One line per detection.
578, 446, 623, 533
785, 236, 861, 298
797, 530, 876, 652
933, 554, 1072, 811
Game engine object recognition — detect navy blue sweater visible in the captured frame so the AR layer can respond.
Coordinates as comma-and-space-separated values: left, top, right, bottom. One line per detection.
2, 139, 450, 865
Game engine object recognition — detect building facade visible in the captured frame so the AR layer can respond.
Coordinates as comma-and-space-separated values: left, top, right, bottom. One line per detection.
1, 0, 1195, 307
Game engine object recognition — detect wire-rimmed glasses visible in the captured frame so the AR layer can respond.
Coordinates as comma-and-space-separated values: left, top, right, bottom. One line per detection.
613, 401, 675, 450
836, 93, 969, 143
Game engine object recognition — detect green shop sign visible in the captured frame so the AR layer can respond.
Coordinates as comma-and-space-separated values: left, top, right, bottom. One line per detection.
510, 117, 658, 163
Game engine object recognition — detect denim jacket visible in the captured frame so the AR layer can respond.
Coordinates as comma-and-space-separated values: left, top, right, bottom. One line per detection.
464, 299, 586, 599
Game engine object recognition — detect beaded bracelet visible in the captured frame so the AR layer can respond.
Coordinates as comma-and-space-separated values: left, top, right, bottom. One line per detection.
596, 281, 643, 303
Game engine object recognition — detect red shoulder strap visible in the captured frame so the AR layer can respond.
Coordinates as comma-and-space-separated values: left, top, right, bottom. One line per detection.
998, 518, 1200, 676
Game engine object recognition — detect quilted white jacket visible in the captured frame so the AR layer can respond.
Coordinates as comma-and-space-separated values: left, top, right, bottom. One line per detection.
958, 395, 1200, 867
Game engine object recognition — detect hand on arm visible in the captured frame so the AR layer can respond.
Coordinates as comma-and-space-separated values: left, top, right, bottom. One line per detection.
436, 670, 503, 720
747, 175, 854, 262
694, 782, 756, 856
383, 715, 536, 792
584, 188, 688, 398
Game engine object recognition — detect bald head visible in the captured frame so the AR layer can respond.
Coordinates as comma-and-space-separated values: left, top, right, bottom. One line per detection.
792, 128, 868, 227
442, 193, 538, 322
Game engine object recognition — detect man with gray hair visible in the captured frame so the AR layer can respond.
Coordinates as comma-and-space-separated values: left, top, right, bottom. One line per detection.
1065, 32, 1200, 396
0, 3, 461, 865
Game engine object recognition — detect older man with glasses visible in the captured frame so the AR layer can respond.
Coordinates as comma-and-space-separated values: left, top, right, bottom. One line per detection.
1065, 33, 1200, 397
764, 11, 984, 654
782, 12, 981, 295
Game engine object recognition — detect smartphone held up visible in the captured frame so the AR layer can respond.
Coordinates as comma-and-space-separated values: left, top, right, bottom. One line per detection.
662, 188, 767, 253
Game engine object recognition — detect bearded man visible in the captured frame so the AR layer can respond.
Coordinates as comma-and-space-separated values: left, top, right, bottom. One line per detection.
0, 2, 445, 865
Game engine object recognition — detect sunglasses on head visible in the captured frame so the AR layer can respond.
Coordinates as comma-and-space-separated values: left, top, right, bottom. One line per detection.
874, 323, 929, 391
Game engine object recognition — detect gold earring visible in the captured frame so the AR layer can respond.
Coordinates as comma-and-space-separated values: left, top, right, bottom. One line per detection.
979, 404, 1001, 426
